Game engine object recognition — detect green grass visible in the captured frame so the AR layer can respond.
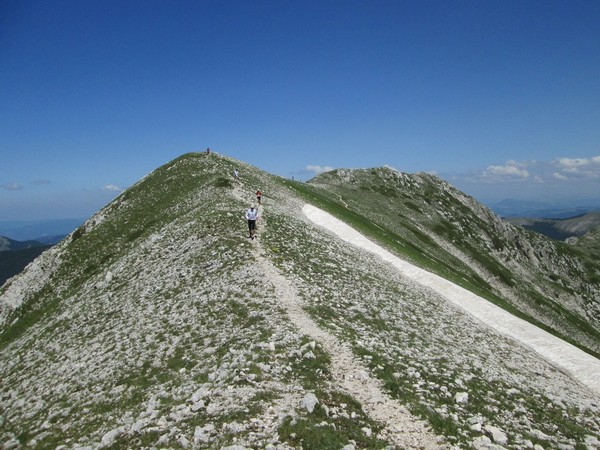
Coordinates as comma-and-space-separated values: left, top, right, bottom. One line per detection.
278, 390, 387, 450
284, 337, 332, 390
0, 285, 63, 349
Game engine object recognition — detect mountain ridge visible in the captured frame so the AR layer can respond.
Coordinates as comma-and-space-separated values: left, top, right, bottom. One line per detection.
305, 167, 600, 355
0, 218, 84, 242
0, 235, 47, 253
302, 203, 600, 393
507, 212, 600, 241
1, 153, 599, 449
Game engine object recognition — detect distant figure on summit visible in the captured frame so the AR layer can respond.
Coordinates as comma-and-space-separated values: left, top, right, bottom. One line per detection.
206, 148, 211, 154
245, 206, 259, 239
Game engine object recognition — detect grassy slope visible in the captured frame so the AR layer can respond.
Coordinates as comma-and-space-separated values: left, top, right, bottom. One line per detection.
277, 168, 600, 358
574, 225, 600, 256
0, 153, 393, 449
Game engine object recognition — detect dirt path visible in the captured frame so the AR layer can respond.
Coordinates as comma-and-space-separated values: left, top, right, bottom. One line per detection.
242, 197, 444, 449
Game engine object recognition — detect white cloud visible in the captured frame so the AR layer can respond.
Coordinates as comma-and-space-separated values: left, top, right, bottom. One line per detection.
306, 165, 334, 175
482, 161, 529, 179
553, 172, 569, 180
1, 182, 23, 191
102, 184, 122, 192
556, 157, 590, 171
553, 154, 600, 178
451, 154, 600, 202
474, 155, 600, 185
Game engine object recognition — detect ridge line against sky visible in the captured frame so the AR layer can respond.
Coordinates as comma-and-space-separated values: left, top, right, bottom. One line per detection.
1, 0, 599, 221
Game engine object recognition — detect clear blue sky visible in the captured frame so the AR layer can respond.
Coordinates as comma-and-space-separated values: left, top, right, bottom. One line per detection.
2, 0, 600, 220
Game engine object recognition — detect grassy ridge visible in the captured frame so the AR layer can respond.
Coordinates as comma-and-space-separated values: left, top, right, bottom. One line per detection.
274, 172, 600, 358
2, 154, 599, 449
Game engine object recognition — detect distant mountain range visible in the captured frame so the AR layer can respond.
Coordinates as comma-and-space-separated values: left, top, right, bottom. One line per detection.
0, 218, 83, 242
0, 236, 53, 286
489, 198, 600, 218
0, 236, 46, 253
0, 221, 79, 285
506, 212, 600, 241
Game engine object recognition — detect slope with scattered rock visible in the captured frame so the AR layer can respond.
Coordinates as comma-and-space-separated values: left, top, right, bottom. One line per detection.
306, 167, 600, 357
571, 224, 600, 256
1, 153, 599, 449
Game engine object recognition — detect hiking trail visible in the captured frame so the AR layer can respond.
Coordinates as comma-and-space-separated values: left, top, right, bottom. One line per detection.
231, 186, 445, 449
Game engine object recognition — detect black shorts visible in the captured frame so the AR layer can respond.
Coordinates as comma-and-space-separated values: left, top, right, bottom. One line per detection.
247, 219, 256, 231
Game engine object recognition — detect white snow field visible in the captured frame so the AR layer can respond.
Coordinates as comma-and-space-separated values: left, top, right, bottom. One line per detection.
302, 204, 600, 396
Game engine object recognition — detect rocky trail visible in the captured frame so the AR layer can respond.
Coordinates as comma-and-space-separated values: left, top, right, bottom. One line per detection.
239, 192, 445, 449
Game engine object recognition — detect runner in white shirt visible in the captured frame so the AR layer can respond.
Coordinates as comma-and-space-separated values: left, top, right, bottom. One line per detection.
245, 206, 259, 239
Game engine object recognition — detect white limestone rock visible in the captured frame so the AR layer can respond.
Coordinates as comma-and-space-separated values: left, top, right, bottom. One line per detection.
191, 385, 210, 403
191, 400, 205, 412
177, 435, 190, 448
471, 423, 483, 432
484, 425, 508, 446
557, 444, 575, 450
472, 435, 507, 450
585, 435, 600, 449
100, 426, 126, 448
530, 429, 551, 441
131, 418, 150, 433
303, 392, 319, 413
455, 392, 469, 404
194, 424, 215, 444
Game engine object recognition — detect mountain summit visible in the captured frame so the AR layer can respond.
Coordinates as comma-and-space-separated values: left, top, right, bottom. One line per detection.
1, 153, 599, 449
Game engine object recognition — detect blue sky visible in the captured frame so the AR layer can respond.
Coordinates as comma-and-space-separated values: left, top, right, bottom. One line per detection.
2, 0, 600, 221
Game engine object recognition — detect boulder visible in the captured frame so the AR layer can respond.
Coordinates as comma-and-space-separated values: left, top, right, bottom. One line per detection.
454, 392, 469, 404
302, 392, 319, 413
194, 424, 215, 444
483, 425, 508, 446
